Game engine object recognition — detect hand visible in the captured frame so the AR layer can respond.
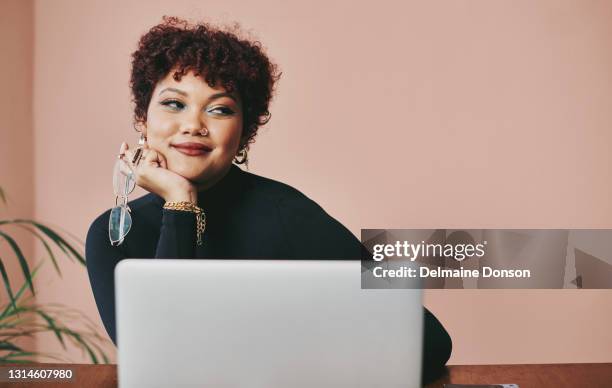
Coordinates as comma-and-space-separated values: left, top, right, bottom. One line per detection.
119, 142, 197, 204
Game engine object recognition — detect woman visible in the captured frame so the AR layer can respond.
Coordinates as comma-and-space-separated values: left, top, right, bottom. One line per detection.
86, 16, 452, 383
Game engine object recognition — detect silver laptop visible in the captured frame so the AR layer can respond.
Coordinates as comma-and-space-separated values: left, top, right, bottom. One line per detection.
115, 259, 423, 387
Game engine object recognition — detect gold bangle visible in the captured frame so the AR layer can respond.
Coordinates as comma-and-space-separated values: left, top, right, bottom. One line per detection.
163, 201, 206, 246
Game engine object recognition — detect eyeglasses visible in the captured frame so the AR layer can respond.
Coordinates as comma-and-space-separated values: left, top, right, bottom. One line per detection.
109, 157, 136, 246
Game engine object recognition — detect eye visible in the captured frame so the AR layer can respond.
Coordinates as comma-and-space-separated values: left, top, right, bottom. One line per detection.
207, 106, 235, 116
160, 99, 184, 110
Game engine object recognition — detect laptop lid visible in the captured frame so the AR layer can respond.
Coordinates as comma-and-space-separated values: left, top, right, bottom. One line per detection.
115, 259, 423, 387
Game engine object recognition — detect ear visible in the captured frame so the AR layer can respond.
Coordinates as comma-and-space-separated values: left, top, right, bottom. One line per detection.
134, 120, 147, 137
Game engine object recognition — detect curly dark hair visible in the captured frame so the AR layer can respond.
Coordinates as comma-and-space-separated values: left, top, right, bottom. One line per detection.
130, 16, 281, 156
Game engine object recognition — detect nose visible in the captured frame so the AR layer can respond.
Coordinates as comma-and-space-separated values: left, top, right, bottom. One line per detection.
180, 111, 206, 136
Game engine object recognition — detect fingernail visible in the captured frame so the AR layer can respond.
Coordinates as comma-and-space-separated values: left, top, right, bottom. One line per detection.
119, 142, 126, 154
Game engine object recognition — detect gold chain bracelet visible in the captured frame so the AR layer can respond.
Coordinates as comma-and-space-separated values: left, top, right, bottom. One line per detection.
163, 201, 206, 246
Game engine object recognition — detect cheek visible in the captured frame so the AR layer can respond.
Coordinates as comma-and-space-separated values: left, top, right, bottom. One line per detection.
146, 131, 171, 151
215, 123, 243, 151
145, 118, 174, 147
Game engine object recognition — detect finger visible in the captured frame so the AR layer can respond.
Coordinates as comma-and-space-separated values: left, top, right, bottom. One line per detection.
117, 149, 134, 176
157, 151, 168, 169
122, 147, 134, 165
118, 159, 133, 176
142, 148, 161, 167
119, 142, 127, 157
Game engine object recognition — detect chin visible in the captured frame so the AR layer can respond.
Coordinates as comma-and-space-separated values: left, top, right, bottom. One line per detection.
178, 170, 208, 182
172, 159, 231, 183
186, 167, 223, 182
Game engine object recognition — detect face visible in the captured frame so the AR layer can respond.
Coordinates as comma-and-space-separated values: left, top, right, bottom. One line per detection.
143, 69, 243, 188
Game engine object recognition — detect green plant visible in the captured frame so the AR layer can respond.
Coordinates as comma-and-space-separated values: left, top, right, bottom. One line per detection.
0, 187, 109, 363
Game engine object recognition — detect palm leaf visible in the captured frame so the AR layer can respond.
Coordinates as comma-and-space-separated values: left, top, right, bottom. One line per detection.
0, 311, 109, 364
36, 311, 66, 349
0, 264, 41, 320
0, 352, 71, 365
1, 351, 37, 359
1, 299, 109, 363
0, 350, 68, 364
0, 316, 31, 329
0, 220, 85, 265
67, 331, 98, 364
0, 258, 17, 311
43, 222, 85, 250
0, 231, 33, 295
0, 340, 21, 351
89, 339, 110, 364
0, 188, 108, 364
14, 224, 61, 276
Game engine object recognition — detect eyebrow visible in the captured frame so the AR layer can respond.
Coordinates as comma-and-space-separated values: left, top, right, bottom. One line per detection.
158, 87, 238, 103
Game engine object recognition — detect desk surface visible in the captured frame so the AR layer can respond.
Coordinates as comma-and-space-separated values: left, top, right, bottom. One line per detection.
1, 363, 611, 388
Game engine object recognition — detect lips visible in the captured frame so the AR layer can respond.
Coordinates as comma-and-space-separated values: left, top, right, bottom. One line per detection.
172, 142, 212, 151
172, 142, 213, 156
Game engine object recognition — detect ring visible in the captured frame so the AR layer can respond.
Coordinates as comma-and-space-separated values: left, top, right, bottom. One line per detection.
132, 148, 144, 165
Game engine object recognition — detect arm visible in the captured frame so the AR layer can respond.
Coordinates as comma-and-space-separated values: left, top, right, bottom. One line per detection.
154, 210, 197, 258
422, 307, 452, 384
276, 195, 364, 260
85, 208, 196, 344
277, 195, 452, 383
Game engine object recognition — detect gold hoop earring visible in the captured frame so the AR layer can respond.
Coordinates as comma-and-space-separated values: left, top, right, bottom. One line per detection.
234, 149, 248, 165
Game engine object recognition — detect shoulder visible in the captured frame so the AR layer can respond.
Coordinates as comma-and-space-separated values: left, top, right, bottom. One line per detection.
236, 168, 334, 221
237, 168, 312, 205
237, 169, 362, 259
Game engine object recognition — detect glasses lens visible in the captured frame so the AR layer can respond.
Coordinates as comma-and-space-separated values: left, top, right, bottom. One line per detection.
109, 205, 132, 246
113, 158, 135, 197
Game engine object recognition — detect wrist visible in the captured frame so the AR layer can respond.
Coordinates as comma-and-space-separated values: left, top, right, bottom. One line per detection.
164, 189, 197, 204
162, 200, 206, 247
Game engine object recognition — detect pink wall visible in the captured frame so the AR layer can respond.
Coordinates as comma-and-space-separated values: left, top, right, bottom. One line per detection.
0, 0, 35, 355
15, 0, 612, 364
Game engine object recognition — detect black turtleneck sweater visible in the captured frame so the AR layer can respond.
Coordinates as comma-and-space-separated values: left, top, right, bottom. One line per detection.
85, 164, 452, 383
